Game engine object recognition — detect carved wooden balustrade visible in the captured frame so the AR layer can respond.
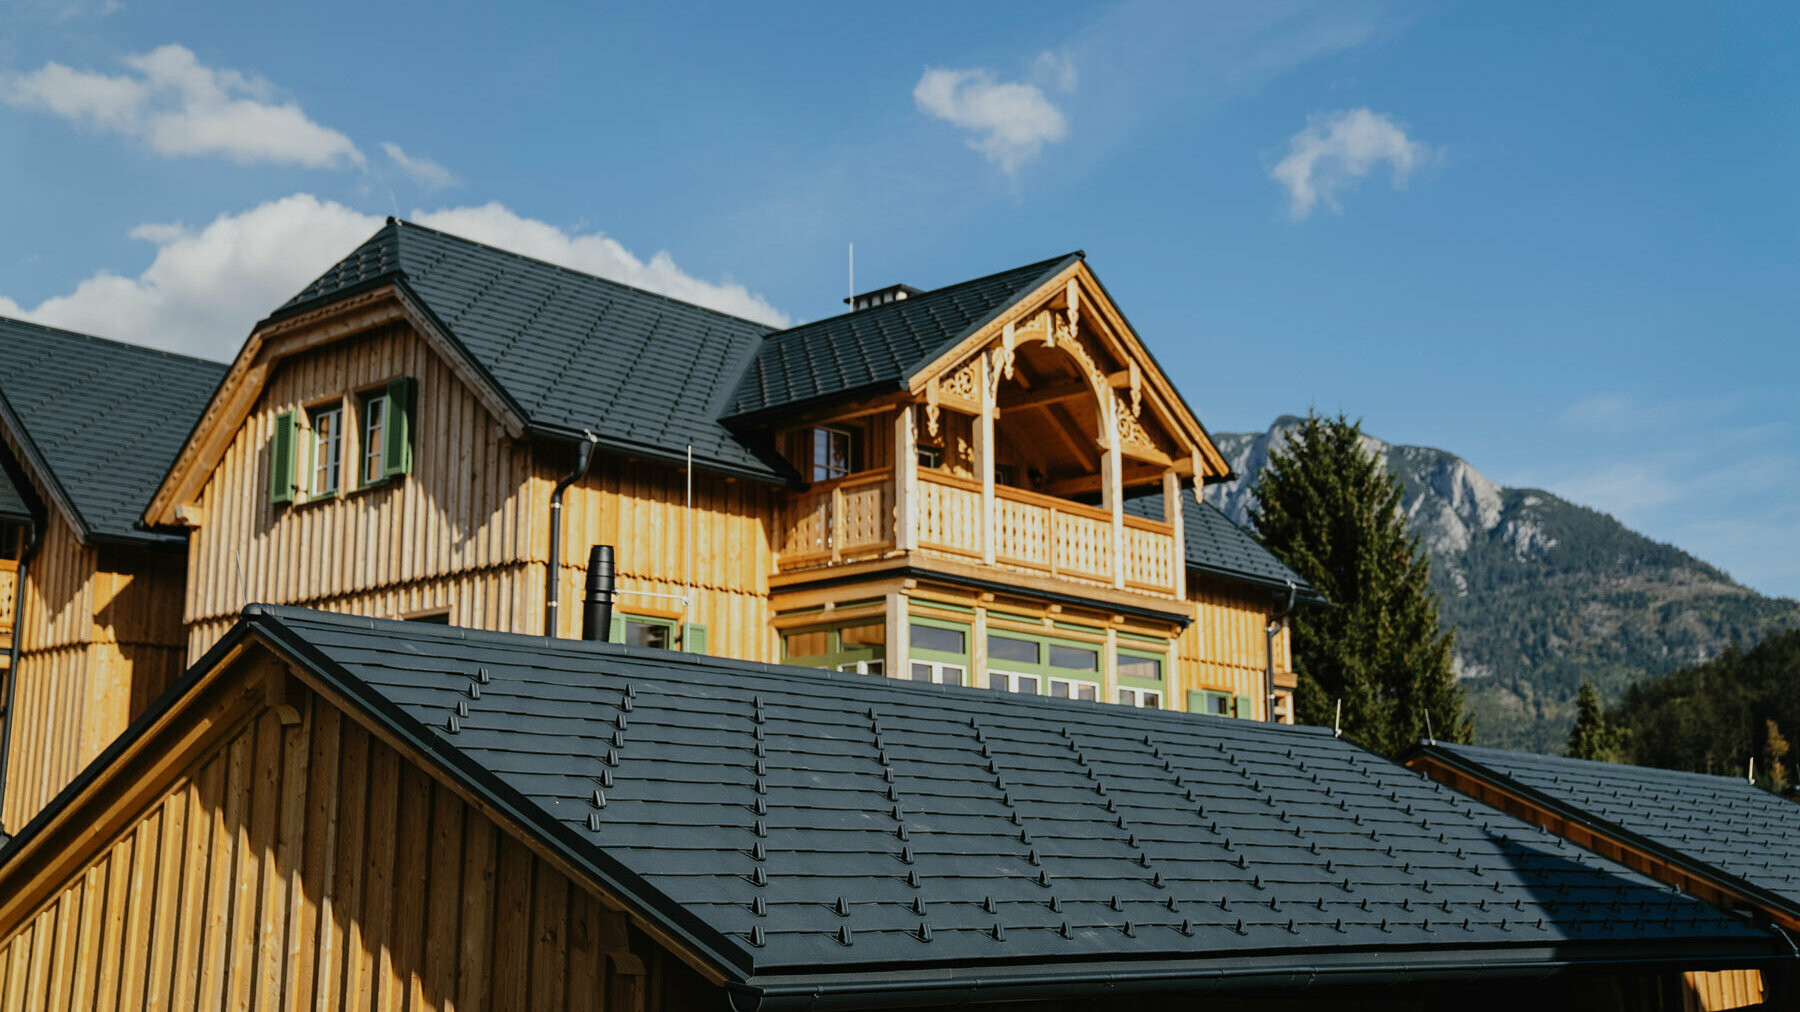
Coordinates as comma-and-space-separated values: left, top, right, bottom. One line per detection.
777, 469, 1179, 597
0, 559, 15, 649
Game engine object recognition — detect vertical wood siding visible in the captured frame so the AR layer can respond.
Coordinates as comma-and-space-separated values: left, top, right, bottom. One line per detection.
555, 456, 777, 663
1177, 578, 1291, 721
3, 511, 186, 833
184, 323, 538, 659
0, 675, 712, 1011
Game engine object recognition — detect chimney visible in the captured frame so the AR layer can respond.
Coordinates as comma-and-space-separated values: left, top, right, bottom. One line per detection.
845, 284, 925, 313
582, 545, 615, 641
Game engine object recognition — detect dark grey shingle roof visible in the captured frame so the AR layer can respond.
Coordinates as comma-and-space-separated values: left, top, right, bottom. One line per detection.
1419, 743, 1800, 919
241, 605, 1771, 996
0, 317, 226, 544
1125, 492, 1323, 601
271, 220, 783, 480
723, 253, 1081, 419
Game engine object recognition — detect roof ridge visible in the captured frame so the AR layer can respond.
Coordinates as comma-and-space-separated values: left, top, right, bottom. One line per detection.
1442, 742, 1754, 785
761, 250, 1083, 339
388, 218, 780, 330
0, 314, 230, 370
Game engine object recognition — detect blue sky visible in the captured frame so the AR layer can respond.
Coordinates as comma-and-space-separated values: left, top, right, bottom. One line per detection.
2, 1, 1796, 596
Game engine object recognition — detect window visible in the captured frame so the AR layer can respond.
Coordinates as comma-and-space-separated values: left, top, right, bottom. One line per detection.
908, 660, 964, 686
811, 426, 857, 482
837, 659, 885, 676
994, 463, 1018, 487
621, 617, 672, 649
1048, 678, 1098, 701
990, 670, 1041, 694
360, 390, 388, 485
1047, 644, 1098, 672
308, 404, 343, 497
916, 445, 943, 469
1188, 690, 1233, 717
785, 619, 885, 672
402, 610, 451, 625
910, 622, 965, 655
1118, 687, 1162, 708
1117, 653, 1163, 682
987, 634, 1038, 665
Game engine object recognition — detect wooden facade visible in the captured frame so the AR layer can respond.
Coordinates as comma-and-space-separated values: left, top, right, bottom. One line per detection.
0, 644, 712, 1012
0, 506, 186, 836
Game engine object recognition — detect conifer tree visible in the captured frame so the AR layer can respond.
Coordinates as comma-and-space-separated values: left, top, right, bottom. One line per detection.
1764, 719, 1791, 793
1566, 682, 1628, 762
1248, 411, 1471, 755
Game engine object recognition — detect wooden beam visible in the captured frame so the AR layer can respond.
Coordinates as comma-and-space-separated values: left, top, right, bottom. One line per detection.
977, 356, 995, 566
894, 407, 917, 552
1116, 441, 1173, 468
997, 380, 1090, 412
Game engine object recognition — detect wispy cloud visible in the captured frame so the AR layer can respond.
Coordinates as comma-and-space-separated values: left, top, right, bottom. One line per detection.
1271, 107, 1434, 219
2, 44, 363, 168
381, 141, 457, 190
0, 194, 790, 360
914, 50, 1076, 174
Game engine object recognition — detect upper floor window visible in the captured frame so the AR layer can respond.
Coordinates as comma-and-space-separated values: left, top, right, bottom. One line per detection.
812, 426, 857, 482
308, 404, 343, 497
360, 390, 388, 484
917, 444, 943, 469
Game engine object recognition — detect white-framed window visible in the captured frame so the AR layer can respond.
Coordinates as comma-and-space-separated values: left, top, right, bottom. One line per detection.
812, 426, 856, 482
360, 390, 388, 485
916, 445, 943, 469
1047, 677, 1099, 702
909, 660, 965, 686
308, 403, 343, 497
989, 670, 1042, 695
837, 659, 885, 676
1117, 687, 1162, 708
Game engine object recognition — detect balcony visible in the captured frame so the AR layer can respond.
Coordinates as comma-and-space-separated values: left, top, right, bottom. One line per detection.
0, 559, 15, 657
776, 468, 1180, 598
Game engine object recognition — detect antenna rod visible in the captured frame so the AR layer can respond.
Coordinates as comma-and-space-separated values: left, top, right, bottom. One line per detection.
1334, 699, 1342, 738
1424, 708, 1436, 746
848, 242, 855, 309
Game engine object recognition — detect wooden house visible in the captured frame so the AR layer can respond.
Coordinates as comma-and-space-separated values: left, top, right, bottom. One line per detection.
0, 320, 224, 835
132, 223, 1312, 738
1404, 742, 1800, 1011
0, 606, 1783, 1011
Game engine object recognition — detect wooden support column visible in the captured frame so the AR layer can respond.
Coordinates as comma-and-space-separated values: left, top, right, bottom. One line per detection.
894, 406, 917, 552
1164, 471, 1187, 600
1101, 401, 1125, 590
977, 355, 996, 566
885, 590, 909, 681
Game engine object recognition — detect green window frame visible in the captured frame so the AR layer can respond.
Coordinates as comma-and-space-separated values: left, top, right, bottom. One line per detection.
909, 617, 969, 687
607, 613, 707, 653
783, 619, 886, 673
1186, 689, 1234, 717
984, 627, 1101, 698
1117, 648, 1166, 687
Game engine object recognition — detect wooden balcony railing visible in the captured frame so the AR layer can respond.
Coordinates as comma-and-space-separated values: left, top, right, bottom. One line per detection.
777, 469, 1179, 597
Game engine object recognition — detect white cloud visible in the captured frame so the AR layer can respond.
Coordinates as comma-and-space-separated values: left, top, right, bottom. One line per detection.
0, 194, 791, 361
381, 141, 457, 190
914, 53, 1073, 174
2, 44, 363, 168
1271, 108, 1434, 219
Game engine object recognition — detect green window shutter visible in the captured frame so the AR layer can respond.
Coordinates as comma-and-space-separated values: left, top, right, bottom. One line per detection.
382, 376, 416, 478
683, 624, 708, 655
1186, 690, 1207, 714
608, 613, 623, 644
269, 410, 297, 505
1235, 694, 1255, 720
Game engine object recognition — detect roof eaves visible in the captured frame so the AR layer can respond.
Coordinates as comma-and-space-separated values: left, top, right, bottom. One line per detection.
1403, 743, 1800, 927
0, 386, 91, 543
737, 935, 1788, 1009
525, 420, 787, 486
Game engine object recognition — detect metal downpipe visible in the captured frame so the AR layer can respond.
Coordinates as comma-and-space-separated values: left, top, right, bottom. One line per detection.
545, 432, 598, 637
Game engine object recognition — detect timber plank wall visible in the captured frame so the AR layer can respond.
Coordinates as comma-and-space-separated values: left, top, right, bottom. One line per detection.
0, 652, 713, 1011
1178, 577, 1292, 721
2, 508, 185, 834
183, 322, 779, 666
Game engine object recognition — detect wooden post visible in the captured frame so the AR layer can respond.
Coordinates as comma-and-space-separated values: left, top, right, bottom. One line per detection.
1102, 626, 1119, 705
894, 406, 917, 552
885, 591, 909, 681
1102, 401, 1124, 590
1164, 471, 1186, 599
971, 606, 989, 690
977, 355, 996, 566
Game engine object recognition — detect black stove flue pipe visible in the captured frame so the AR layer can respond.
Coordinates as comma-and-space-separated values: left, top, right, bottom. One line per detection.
582, 544, 615, 642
